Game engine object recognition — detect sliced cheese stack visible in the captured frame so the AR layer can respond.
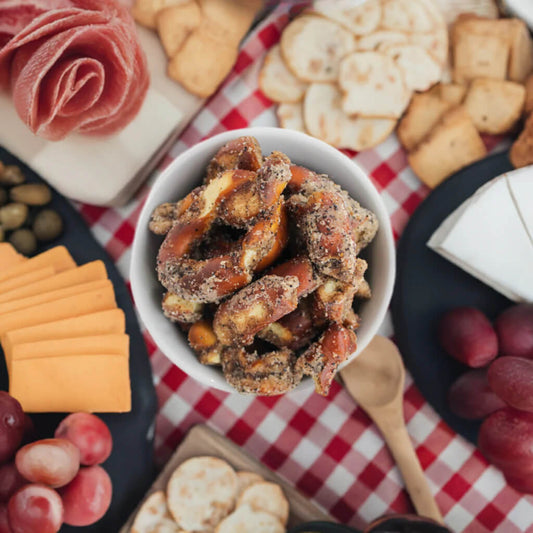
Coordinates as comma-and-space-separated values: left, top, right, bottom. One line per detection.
0, 244, 131, 413
427, 167, 533, 302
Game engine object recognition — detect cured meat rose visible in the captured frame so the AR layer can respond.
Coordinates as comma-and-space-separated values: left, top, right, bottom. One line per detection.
0, 0, 149, 141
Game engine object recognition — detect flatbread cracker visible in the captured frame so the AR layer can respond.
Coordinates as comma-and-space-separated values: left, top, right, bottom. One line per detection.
431, 0, 499, 25
464, 78, 526, 134
356, 30, 408, 51
156, 2, 202, 58
167, 456, 238, 532
280, 15, 355, 82
381, 0, 436, 33
304, 83, 396, 150
236, 471, 264, 497
277, 103, 307, 133
312, 0, 381, 36
237, 482, 289, 526
339, 51, 410, 118
132, 0, 189, 28
259, 45, 307, 103
132, 491, 181, 533
381, 44, 442, 91
215, 504, 284, 533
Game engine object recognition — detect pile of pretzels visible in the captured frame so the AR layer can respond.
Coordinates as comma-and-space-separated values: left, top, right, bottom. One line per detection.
149, 137, 378, 396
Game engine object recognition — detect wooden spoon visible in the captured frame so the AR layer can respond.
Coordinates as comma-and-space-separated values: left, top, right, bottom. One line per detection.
340, 335, 443, 524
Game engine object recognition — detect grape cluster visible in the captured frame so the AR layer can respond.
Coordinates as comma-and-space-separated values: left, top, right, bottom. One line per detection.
439, 304, 533, 493
0, 393, 113, 532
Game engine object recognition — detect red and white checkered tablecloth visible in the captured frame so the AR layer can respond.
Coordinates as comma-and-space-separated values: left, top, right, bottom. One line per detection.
75, 3, 532, 532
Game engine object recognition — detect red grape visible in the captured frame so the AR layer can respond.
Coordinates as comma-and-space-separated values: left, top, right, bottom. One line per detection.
20, 417, 34, 447
7, 484, 63, 533
0, 463, 26, 502
59, 466, 112, 527
0, 503, 12, 533
438, 307, 498, 367
55, 413, 112, 466
495, 304, 533, 359
504, 470, 533, 494
488, 356, 533, 412
478, 407, 533, 473
448, 369, 506, 420
15, 439, 79, 489
0, 393, 25, 465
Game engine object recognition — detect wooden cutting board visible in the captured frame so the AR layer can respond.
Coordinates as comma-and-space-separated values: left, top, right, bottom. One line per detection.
120, 424, 332, 531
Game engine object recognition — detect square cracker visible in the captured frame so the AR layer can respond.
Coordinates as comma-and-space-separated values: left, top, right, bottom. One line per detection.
452, 30, 509, 84
464, 78, 525, 135
132, 0, 190, 28
397, 83, 466, 151
168, 27, 238, 97
156, 1, 202, 58
408, 106, 487, 188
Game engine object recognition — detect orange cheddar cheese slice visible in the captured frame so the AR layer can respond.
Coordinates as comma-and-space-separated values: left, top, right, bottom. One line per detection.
0, 261, 107, 303
11, 334, 129, 362
0, 280, 111, 315
0, 246, 75, 283
0, 286, 117, 338
10, 354, 131, 413
1, 309, 125, 360
0, 266, 55, 294
0, 243, 26, 271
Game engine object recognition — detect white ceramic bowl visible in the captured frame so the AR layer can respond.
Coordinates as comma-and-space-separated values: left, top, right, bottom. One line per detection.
131, 127, 395, 393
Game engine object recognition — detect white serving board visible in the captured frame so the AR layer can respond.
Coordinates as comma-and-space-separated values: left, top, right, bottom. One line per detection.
0, 27, 204, 207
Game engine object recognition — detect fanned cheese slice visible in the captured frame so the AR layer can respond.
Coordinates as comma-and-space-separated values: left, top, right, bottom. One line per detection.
427, 174, 533, 302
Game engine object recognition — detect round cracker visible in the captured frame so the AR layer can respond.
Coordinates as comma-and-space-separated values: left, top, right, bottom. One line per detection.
167, 457, 238, 532
303, 83, 396, 150
277, 102, 307, 133
410, 28, 448, 66
215, 504, 284, 533
132, 491, 182, 533
280, 15, 355, 82
356, 30, 408, 51
381, 0, 436, 33
236, 471, 264, 497
259, 45, 307, 103
338, 51, 410, 118
312, 0, 381, 36
381, 43, 442, 91
237, 482, 289, 526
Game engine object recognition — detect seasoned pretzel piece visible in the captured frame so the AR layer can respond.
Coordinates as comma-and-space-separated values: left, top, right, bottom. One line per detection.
188, 319, 222, 365
288, 165, 379, 254
218, 151, 291, 227
149, 202, 181, 235
296, 323, 357, 396
162, 292, 204, 323
213, 275, 300, 346
205, 136, 263, 183
221, 346, 303, 395
157, 154, 291, 303
268, 256, 322, 298
258, 297, 317, 350
312, 258, 368, 326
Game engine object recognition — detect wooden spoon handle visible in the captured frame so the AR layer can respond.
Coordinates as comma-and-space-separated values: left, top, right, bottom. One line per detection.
379, 421, 443, 523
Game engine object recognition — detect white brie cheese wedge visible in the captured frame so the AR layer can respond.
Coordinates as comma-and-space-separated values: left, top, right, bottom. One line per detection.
427, 171, 533, 303
506, 166, 533, 245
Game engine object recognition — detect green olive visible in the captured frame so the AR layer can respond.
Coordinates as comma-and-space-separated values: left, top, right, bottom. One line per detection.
0, 226, 4, 242
32, 209, 63, 241
0, 188, 6, 206
0, 165, 25, 186
10, 183, 52, 206
9, 229, 37, 255
0, 203, 28, 230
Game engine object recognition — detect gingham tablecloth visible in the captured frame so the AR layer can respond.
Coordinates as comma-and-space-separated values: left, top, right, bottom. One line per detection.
75, 4, 533, 532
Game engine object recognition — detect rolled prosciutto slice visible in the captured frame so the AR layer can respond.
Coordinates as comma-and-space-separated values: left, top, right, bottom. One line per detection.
0, 0, 149, 141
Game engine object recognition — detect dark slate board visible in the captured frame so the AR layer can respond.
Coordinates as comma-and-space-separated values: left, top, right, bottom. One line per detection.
0, 147, 158, 532
391, 151, 515, 445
